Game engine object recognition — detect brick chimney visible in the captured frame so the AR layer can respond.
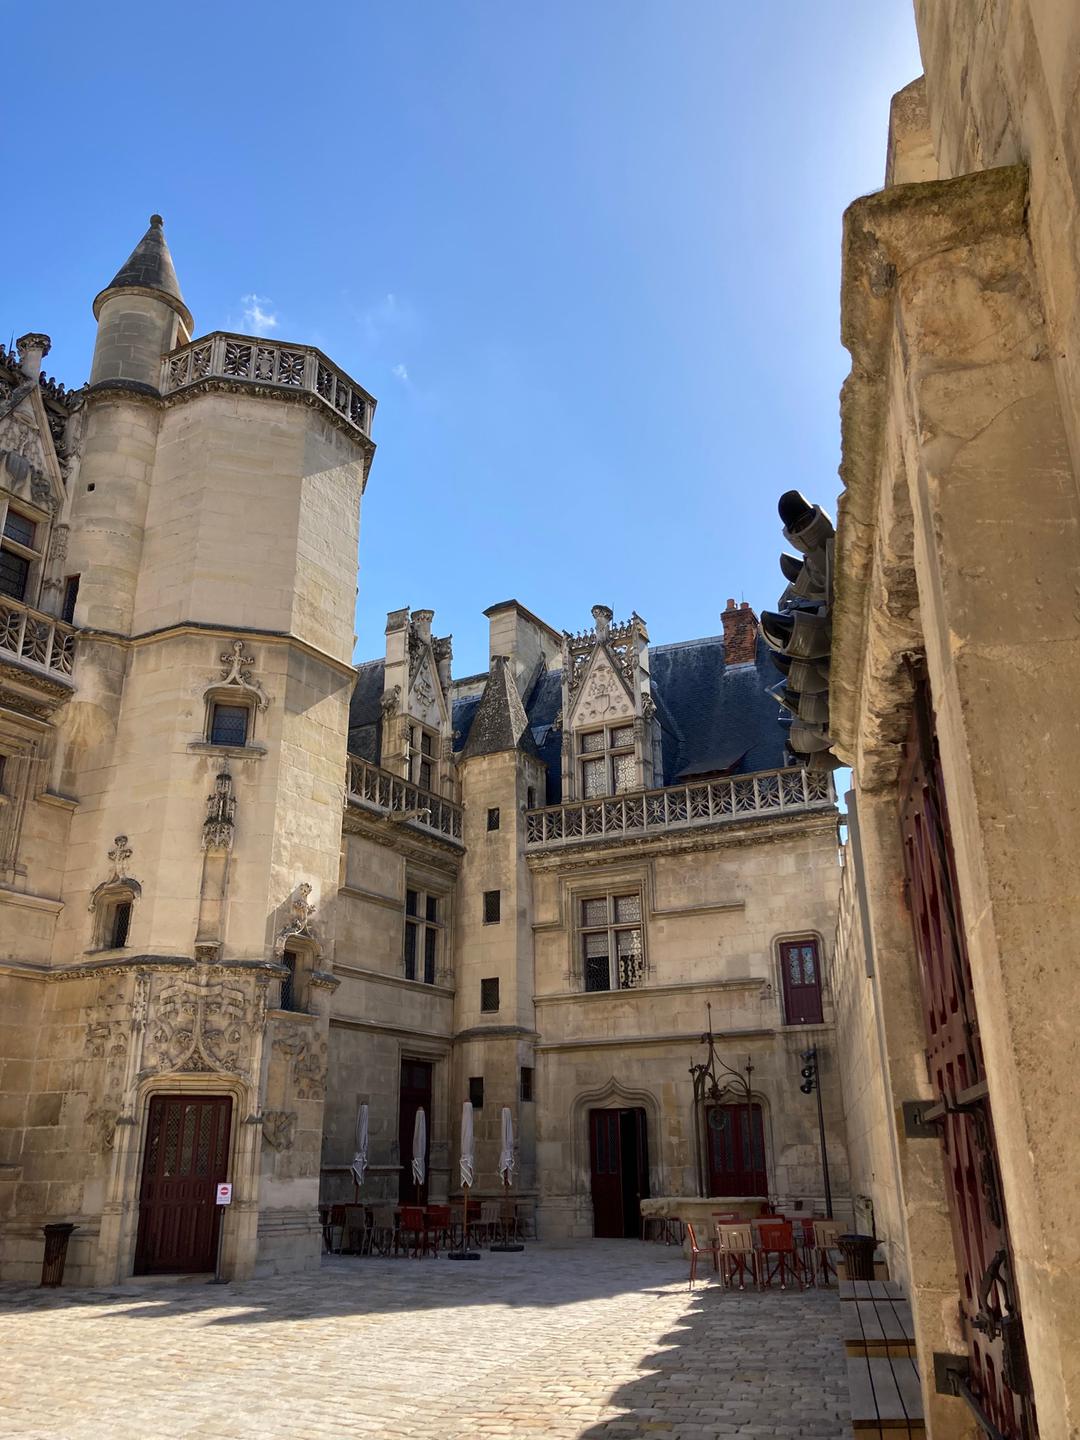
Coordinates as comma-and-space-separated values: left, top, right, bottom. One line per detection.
721, 599, 759, 665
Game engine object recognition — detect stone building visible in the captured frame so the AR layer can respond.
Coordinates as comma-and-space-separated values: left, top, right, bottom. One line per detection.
0, 216, 845, 1285
825, 4, 1080, 1438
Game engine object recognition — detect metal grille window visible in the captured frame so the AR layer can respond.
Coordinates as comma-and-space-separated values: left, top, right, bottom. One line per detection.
480, 977, 500, 1012
487, 807, 500, 831
209, 702, 250, 747
469, 1076, 484, 1109
483, 890, 501, 924
61, 575, 80, 624
404, 887, 442, 983
580, 892, 645, 991
279, 950, 301, 1012
0, 505, 41, 604
108, 900, 132, 950
520, 1066, 534, 1102
577, 723, 636, 799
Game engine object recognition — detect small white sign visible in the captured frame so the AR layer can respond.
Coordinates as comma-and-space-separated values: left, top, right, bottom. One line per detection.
215, 1182, 233, 1206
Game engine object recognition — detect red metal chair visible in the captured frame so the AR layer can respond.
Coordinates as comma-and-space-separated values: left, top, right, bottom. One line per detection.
425, 1204, 451, 1253
398, 1205, 436, 1258
685, 1222, 721, 1291
755, 1219, 805, 1290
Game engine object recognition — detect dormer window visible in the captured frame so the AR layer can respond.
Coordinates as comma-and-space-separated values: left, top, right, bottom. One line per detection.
408, 724, 437, 790
0, 506, 41, 604
579, 724, 636, 798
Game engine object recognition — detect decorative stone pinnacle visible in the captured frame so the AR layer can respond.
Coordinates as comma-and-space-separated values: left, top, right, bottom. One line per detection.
150, 214, 164, 229
16, 333, 51, 381
591, 604, 613, 642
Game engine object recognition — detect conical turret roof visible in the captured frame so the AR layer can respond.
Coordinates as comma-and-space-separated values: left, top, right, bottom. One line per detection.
93, 214, 193, 331
461, 656, 540, 760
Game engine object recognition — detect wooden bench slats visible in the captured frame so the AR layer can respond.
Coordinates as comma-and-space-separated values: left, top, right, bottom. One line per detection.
847, 1356, 925, 1435
843, 1298, 916, 1354
840, 1278, 905, 1301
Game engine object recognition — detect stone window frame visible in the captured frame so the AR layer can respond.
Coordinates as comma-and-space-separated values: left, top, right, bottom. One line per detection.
200, 686, 262, 753
576, 886, 647, 993
0, 494, 48, 608
88, 879, 142, 954
558, 863, 651, 992
403, 880, 448, 985
577, 722, 637, 800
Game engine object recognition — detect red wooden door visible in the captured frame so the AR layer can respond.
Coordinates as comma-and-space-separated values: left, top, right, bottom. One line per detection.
779, 939, 824, 1024
134, 1095, 232, 1274
900, 686, 1036, 1437
706, 1103, 767, 1196
589, 1109, 624, 1237
398, 1059, 432, 1204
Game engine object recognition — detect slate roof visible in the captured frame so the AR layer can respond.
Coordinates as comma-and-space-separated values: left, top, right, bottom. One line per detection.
351, 625, 788, 805
348, 658, 385, 762
94, 215, 193, 329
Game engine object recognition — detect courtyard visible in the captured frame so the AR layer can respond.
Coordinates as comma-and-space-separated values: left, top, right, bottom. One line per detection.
0, 1241, 850, 1439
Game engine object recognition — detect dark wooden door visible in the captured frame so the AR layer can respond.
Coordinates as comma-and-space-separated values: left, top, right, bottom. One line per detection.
134, 1095, 232, 1274
900, 685, 1036, 1438
398, 1058, 432, 1204
779, 939, 824, 1024
589, 1107, 648, 1238
706, 1103, 767, 1196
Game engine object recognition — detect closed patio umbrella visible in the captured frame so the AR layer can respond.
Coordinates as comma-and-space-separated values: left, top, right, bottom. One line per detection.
449, 1101, 480, 1260
411, 1106, 426, 1189
499, 1106, 514, 1186
351, 1102, 369, 1190
460, 1100, 475, 1189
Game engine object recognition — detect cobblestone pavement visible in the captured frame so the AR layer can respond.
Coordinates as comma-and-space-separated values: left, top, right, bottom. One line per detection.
0, 1241, 851, 1439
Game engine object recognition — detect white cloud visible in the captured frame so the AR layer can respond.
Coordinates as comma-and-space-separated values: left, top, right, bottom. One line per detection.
240, 293, 278, 332
392, 362, 409, 382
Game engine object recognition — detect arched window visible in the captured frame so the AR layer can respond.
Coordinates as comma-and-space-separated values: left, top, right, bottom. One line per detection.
89, 882, 141, 952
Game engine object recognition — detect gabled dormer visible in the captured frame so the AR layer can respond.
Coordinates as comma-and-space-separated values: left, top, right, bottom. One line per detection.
380, 606, 454, 795
560, 605, 660, 800
0, 334, 78, 623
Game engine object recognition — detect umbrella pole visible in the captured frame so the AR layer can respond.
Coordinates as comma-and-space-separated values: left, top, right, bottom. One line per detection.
490, 1170, 524, 1253
448, 1180, 480, 1260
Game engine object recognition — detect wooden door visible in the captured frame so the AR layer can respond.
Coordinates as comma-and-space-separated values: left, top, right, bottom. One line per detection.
589, 1109, 624, 1237
619, 1108, 649, 1239
779, 939, 824, 1024
706, 1103, 767, 1196
134, 1095, 232, 1274
398, 1058, 432, 1204
900, 684, 1036, 1437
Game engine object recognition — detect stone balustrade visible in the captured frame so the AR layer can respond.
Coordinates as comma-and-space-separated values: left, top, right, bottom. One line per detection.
0, 596, 76, 681
346, 754, 463, 843
525, 767, 835, 848
161, 333, 374, 437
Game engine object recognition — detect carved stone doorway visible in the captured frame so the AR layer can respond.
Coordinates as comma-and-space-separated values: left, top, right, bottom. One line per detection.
134, 1094, 232, 1274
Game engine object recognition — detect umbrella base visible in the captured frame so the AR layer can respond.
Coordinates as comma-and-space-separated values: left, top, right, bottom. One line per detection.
446, 1249, 481, 1261
490, 1242, 525, 1252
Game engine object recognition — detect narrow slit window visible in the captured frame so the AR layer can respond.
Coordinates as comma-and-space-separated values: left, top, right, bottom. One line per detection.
109, 901, 132, 950
487, 807, 500, 831
209, 702, 250, 747
480, 977, 500, 1013
483, 890, 501, 924
468, 1076, 484, 1109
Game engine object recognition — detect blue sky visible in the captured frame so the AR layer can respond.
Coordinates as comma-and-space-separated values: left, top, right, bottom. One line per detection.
5, 3, 921, 676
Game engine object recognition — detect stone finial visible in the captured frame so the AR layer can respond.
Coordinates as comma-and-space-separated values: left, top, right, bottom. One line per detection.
721, 599, 759, 666
591, 604, 613, 642
412, 609, 434, 641
16, 333, 50, 381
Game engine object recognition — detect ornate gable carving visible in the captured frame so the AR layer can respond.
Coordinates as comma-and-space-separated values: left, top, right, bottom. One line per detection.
568, 647, 635, 730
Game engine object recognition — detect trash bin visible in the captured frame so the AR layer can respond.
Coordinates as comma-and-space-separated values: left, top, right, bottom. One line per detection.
40, 1223, 76, 1288
837, 1231, 877, 1281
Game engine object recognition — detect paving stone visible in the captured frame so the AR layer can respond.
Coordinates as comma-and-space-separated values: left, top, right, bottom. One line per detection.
0, 1240, 850, 1439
